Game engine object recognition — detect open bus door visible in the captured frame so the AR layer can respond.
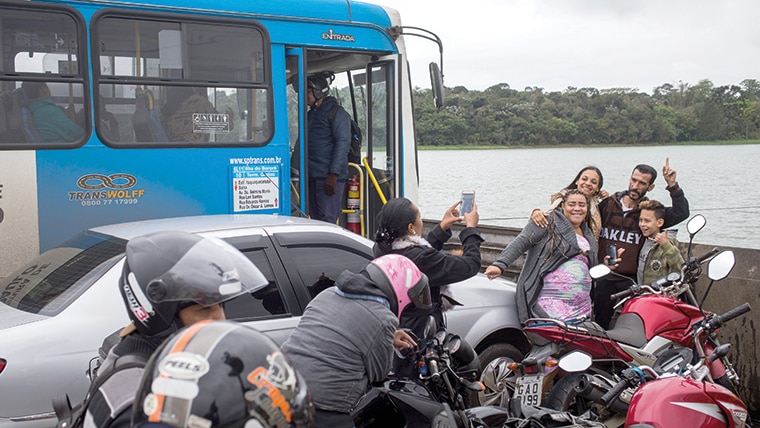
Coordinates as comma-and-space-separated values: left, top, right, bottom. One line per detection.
284, 48, 403, 237
359, 57, 403, 237
285, 49, 307, 217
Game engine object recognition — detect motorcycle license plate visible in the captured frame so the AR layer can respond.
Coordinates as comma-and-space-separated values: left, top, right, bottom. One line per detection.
515, 375, 543, 406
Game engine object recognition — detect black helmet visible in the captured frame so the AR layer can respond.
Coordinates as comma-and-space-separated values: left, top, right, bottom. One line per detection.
306, 72, 332, 100
132, 320, 315, 428
119, 231, 268, 340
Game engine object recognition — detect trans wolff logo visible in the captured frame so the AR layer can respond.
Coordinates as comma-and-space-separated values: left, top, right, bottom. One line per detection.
69, 173, 145, 206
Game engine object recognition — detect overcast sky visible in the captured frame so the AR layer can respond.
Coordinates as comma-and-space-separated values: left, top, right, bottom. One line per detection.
365, 0, 760, 94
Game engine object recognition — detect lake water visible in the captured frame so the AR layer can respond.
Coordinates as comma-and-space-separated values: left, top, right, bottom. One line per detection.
417, 144, 760, 250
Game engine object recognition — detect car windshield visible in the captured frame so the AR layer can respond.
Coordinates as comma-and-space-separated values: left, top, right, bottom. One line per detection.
0, 231, 125, 316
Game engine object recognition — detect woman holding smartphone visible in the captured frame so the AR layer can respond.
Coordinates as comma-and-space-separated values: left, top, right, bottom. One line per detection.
373, 197, 483, 344
485, 189, 598, 324
530, 166, 607, 240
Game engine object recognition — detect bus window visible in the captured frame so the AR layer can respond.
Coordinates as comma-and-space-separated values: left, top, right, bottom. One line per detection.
93, 14, 272, 146
0, 4, 88, 148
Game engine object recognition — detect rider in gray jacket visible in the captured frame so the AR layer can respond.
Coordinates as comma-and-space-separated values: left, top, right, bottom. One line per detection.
281, 254, 430, 428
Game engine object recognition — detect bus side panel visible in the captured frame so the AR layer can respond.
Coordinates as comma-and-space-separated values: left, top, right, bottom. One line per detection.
35, 145, 288, 251
0, 152, 40, 277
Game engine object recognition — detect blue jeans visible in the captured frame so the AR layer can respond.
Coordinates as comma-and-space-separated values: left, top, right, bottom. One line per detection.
308, 178, 345, 224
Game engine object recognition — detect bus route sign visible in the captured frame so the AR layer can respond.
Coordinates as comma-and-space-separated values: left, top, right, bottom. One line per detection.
231, 165, 279, 212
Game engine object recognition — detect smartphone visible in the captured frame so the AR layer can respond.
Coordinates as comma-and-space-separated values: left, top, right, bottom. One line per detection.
460, 191, 475, 215
606, 244, 618, 266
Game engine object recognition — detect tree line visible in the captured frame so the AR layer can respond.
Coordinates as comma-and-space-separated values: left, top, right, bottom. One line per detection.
412, 79, 760, 146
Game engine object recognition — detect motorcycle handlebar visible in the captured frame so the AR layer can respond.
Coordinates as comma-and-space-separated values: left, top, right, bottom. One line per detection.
600, 378, 630, 407
610, 288, 634, 301
428, 358, 440, 380
712, 303, 752, 329
693, 247, 719, 265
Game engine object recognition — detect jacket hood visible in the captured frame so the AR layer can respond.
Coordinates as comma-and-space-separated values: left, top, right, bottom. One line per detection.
335, 269, 389, 301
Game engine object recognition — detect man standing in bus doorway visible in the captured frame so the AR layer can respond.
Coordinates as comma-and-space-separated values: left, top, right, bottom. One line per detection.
306, 71, 352, 224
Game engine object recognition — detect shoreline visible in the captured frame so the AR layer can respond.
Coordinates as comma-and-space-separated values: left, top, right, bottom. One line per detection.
418, 139, 760, 150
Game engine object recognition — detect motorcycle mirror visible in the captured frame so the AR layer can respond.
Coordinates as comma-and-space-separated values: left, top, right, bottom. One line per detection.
558, 351, 593, 372
422, 316, 437, 340
686, 214, 707, 237
707, 250, 735, 281
589, 264, 611, 279
434, 328, 447, 345
443, 335, 461, 354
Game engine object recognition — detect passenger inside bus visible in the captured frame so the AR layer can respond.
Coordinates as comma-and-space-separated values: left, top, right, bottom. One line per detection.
162, 86, 234, 142
99, 97, 120, 142
21, 82, 85, 143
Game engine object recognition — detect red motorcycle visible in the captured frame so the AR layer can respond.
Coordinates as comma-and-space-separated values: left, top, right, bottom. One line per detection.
479, 215, 740, 422
597, 299, 752, 428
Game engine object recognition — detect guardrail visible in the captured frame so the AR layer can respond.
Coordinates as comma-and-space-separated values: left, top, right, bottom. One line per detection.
423, 219, 760, 417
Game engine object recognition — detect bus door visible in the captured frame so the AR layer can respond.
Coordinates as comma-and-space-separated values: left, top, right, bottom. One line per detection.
288, 49, 400, 237
285, 49, 306, 217
360, 57, 401, 236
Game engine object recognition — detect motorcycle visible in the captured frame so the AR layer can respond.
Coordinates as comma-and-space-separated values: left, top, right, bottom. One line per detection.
351, 325, 607, 428
479, 215, 740, 421
597, 299, 752, 427
351, 325, 508, 428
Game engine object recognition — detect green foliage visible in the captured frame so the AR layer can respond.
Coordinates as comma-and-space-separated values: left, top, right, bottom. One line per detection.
412, 79, 760, 146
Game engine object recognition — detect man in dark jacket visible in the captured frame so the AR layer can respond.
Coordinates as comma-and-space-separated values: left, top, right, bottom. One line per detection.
306, 72, 351, 224
593, 158, 689, 328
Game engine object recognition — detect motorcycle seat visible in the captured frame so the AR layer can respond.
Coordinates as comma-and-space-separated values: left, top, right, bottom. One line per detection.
604, 313, 647, 348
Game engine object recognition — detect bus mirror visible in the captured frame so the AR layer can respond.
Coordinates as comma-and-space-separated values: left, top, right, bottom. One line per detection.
429, 62, 444, 109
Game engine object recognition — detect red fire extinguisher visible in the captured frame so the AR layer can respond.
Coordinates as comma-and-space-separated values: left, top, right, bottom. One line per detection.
347, 175, 361, 234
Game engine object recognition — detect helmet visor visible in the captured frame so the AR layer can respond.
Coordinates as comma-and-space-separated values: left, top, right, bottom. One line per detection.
408, 273, 432, 311
146, 237, 268, 306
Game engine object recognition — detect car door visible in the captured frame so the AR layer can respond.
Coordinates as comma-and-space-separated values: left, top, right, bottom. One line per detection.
222, 233, 305, 345
267, 226, 375, 311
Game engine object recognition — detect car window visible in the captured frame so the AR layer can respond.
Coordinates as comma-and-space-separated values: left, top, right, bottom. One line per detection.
0, 232, 125, 316
287, 246, 372, 299
224, 248, 288, 319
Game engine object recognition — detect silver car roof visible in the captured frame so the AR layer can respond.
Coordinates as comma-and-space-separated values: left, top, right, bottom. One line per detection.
89, 214, 342, 240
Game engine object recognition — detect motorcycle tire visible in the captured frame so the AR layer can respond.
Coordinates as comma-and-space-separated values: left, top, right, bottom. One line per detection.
476, 343, 524, 407
544, 373, 617, 422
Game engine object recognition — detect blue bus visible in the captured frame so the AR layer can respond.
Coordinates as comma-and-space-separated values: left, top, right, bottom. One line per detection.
0, 0, 444, 277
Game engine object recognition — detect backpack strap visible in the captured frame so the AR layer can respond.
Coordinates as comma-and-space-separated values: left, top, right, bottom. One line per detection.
327, 103, 340, 125
53, 352, 150, 428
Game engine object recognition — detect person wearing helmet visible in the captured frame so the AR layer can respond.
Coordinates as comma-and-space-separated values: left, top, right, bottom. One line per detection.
131, 320, 314, 428
306, 71, 352, 224
280, 254, 429, 428
82, 231, 269, 428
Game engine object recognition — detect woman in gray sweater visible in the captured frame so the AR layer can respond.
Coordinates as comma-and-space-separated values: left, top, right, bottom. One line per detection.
485, 189, 598, 324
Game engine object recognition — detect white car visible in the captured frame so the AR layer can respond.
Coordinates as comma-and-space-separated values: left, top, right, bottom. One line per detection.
0, 215, 527, 427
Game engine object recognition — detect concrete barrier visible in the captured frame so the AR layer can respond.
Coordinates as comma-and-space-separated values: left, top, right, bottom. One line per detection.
424, 219, 760, 415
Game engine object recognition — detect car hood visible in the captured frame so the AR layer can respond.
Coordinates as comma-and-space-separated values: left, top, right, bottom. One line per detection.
448, 273, 517, 309
0, 304, 46, 329
445, 274, 522, 349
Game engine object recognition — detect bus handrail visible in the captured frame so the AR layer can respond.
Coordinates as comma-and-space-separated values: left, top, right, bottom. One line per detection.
363, 156, 388, 205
